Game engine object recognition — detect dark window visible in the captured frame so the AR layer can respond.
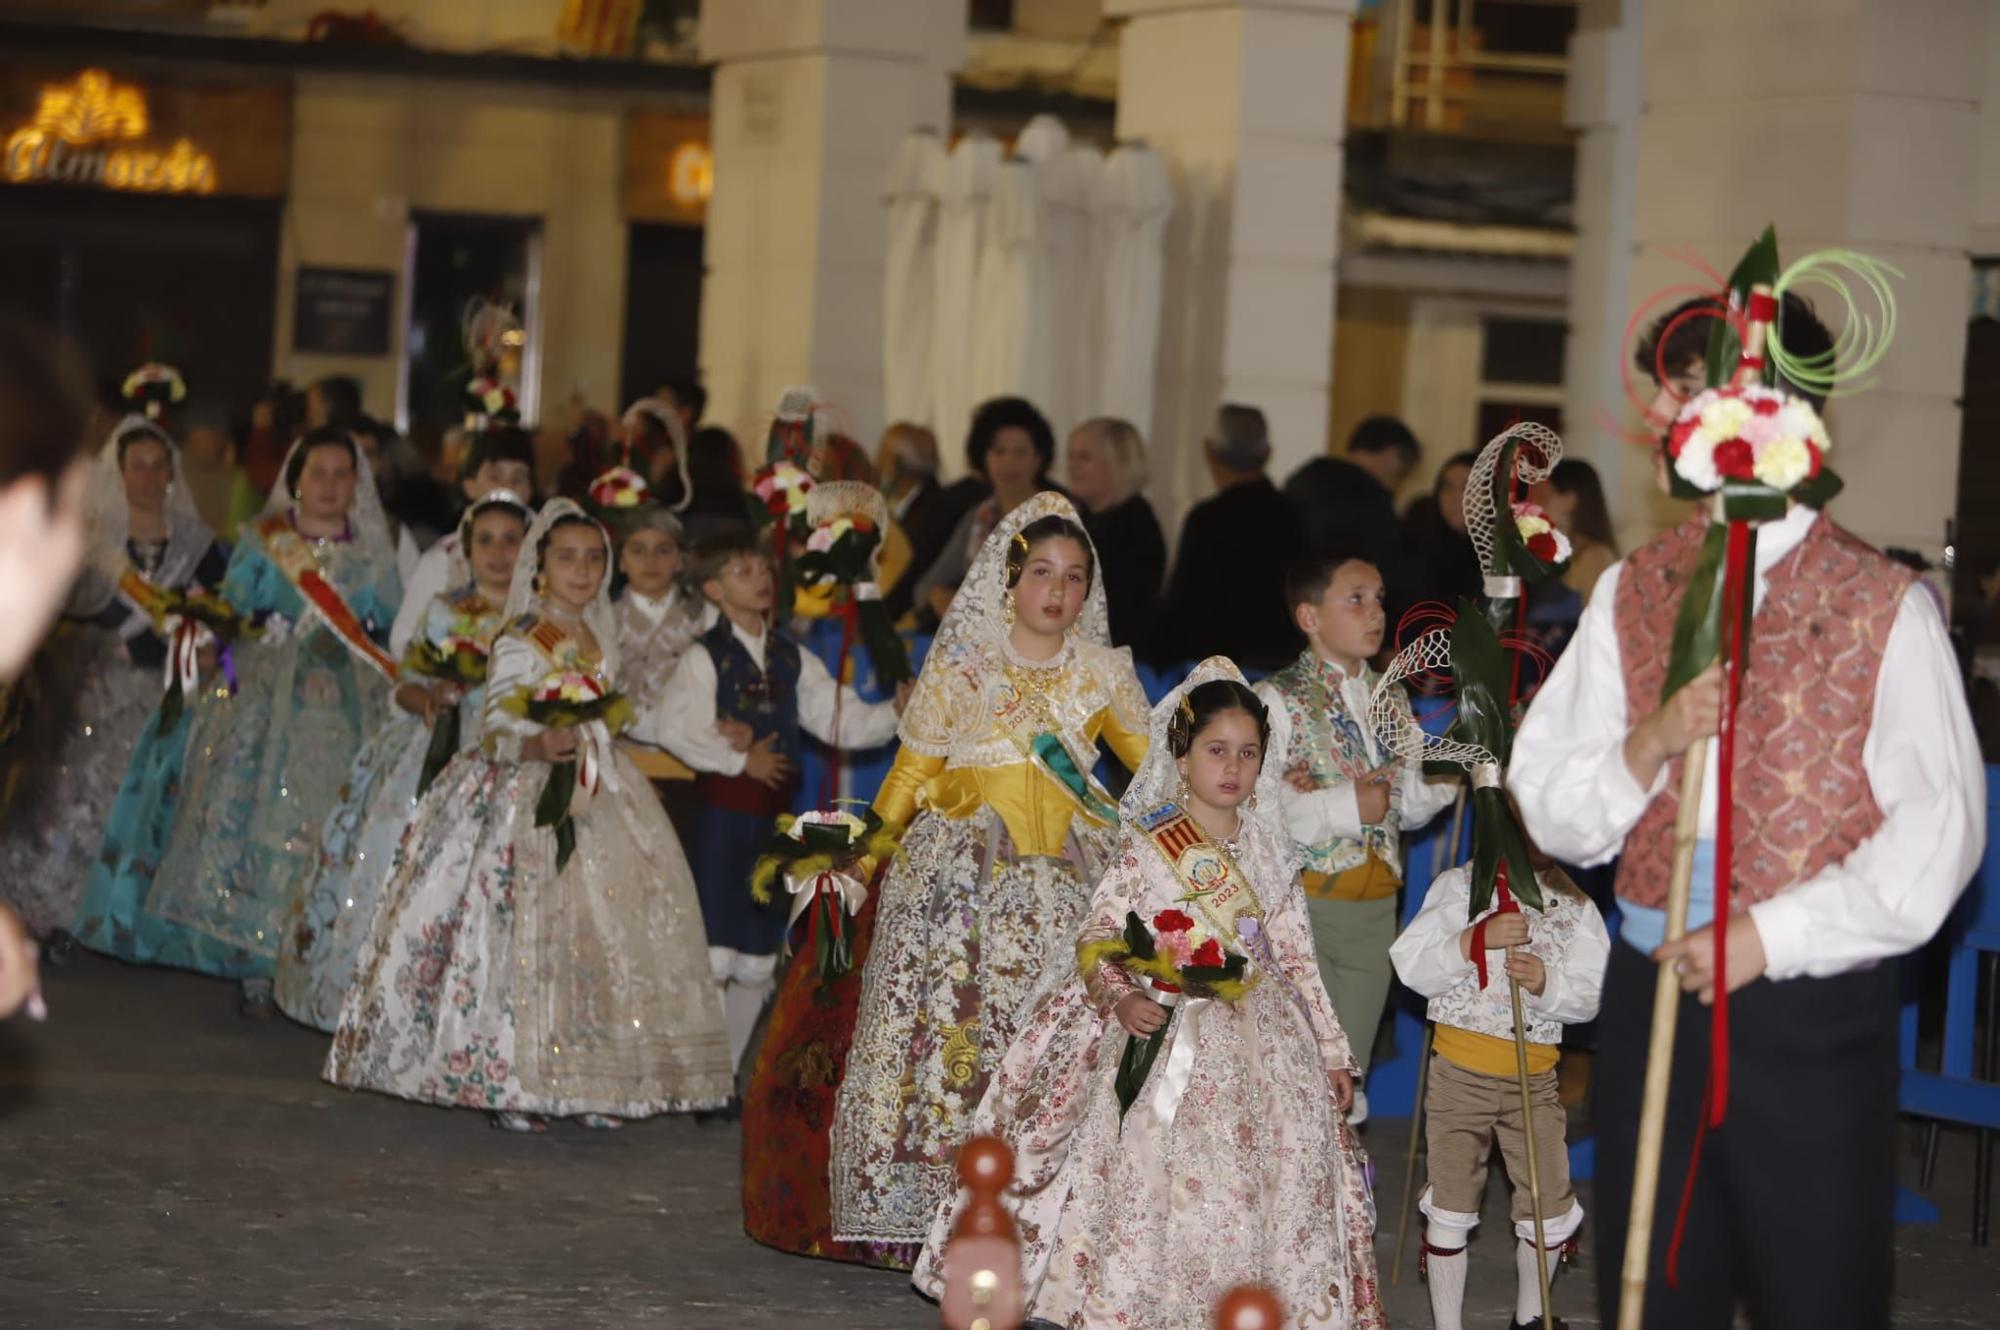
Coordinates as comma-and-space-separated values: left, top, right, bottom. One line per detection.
620, 222, 704, 410
403, 211, 537, 435
1481, 317, 1565, 386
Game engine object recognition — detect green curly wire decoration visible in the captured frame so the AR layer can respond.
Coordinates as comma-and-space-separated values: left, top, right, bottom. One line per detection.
1770, 249, 1902, 397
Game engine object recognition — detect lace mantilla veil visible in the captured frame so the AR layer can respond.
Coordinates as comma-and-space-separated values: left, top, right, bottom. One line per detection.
262, 433, 398, 566
1120, 655, 1301, 879
500, 497, 622, 678
896, 489, 1116, 756
76, 414, 215, 616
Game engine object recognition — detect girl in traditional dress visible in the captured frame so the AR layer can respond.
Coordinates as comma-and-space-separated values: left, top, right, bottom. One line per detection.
2, 415, 226, 943
137, 427, 402, 1013
326, 500, 732, 1132
274, 490, 531, 1030
913, 660, 1384, 1330
742, 492, 1148, 1267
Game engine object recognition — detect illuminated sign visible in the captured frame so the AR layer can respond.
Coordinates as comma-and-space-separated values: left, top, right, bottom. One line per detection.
5, 69, 217, 194
667, 141, 713, 210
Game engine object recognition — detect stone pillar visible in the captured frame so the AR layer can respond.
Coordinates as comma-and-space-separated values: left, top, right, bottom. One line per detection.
1571, 0, 1988, 555
697, 0, 963, 454
1107, 0, 1356, 528
1561, 0, 1650, 546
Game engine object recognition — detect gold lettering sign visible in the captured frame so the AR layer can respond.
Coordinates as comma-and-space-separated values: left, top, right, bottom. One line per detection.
4, 69, 217, 194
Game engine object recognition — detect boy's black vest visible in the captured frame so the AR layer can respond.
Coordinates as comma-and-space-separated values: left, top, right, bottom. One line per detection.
695, 618, 803, 817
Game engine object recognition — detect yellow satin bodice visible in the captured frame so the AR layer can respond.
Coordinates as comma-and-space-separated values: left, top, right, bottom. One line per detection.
871, 704, 1149, 856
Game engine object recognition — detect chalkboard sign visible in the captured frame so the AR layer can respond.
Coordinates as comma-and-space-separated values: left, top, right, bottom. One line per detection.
293, 267, 394, 355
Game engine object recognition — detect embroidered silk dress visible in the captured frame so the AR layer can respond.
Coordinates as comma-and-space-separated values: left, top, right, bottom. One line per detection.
327, 503, 731, 1118
911, 662, 1383, 1330
107, 509, 400, 977
739, 494, 1150, 1266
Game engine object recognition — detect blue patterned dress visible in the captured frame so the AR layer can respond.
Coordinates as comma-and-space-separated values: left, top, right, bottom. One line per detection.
78, 517, 399, 978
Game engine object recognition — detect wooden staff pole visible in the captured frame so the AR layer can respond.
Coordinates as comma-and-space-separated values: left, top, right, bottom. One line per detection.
1617, 735, 1708, 1330
1389, 1019, 1435, 1284
1510, 970, 1555, 1322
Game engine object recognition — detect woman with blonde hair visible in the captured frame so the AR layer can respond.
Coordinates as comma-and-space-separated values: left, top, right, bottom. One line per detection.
1065, 416, 1165, 651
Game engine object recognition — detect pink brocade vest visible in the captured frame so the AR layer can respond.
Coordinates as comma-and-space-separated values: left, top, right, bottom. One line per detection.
1611, 514, 1912, 912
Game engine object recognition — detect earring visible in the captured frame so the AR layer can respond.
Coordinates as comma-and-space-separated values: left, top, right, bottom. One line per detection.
533, 572, 545, 596
1003, 594, 1016, 628
1247, 789, 1260, 812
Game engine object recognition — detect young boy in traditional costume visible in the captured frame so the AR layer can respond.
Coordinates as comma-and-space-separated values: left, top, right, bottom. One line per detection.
1255, 547, 1458, 1117
1392, 849, 1607, 1330
1511, 234, 1984, 1328
655, 529, 905, 1074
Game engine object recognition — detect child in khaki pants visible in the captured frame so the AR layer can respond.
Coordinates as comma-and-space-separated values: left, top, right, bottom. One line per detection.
1255, 549, 1456, 1120
1390, 861, 1609, 1330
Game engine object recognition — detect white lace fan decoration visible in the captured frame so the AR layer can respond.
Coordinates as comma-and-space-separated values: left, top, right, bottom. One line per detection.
1464, 422, 1564, 601
1367, 626, 1502, 789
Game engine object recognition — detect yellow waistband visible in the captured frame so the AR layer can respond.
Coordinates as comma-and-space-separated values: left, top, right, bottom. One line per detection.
1303, 851, 1402, 901
1434, 1025, 1561, 1077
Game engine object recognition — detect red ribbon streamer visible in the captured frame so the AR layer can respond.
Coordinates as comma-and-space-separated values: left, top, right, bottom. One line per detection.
1666, 516, 1752, 1286
1471, 863, 1521, 989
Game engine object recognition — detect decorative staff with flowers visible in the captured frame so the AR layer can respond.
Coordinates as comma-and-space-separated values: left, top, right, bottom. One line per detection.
1613, 228, 1897, 1329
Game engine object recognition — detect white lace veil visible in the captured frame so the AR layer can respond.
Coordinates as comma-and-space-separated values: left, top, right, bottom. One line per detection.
621, 396, 694, 512
1118, 655, 1299, 876
263, 432, 397, 565
76, 414, 215, 615
897, 489, 1112, 753
501, 497, 621, 678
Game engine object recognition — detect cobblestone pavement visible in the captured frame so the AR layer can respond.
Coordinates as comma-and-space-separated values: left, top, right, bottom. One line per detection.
0, 953, 1994, 1328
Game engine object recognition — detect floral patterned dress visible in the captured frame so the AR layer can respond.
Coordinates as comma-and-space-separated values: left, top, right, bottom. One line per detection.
910, 810, 1384, 1330
325, 616, 731, 1118
274, 586, 505, 1031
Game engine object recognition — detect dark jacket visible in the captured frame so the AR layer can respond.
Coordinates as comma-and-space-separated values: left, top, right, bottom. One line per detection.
1080, 493, 1167, 652
1159, 477, 1304, 671
1284, 455, 1413, 621
886, 476, 988, 623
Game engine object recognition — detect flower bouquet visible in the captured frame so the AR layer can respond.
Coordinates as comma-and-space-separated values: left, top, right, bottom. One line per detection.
750, 460, 815, 606
403, 623, 493, 796
462, 375, 519, 430
750, 806, 901, 980
132, 582, 259, 731
587, 465, 651, 511
1079, 908, 1254, 1118
499, 670, 635, 871
796, 514, 913, 686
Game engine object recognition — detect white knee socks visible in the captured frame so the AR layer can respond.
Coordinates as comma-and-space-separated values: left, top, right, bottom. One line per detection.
1424, 1217, 1469, 1330
1513, 1236, 1564, 1324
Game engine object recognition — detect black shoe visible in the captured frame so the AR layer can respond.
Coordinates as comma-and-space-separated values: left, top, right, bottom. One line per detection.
41, 929, 75, 966
1513, 1317, 1566, 1330
238, 984, 275, 1020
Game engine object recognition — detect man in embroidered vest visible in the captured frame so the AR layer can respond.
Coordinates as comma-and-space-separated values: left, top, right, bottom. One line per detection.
656, 529, 907, 1084
1256, 547, 1458, 1121
1511, 295, 1985, 1329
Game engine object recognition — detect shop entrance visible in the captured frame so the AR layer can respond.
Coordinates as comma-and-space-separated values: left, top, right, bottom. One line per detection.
0, 184, 279, 422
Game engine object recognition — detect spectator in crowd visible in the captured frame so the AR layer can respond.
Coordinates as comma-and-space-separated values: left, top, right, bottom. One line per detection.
180, 410, 244, 540
306, 374, 363, 433
239, 380, 305, 499
1284, 414, 1420, 621
1406, 449, 1482, 612
1538, 457, 1618, 598
909, 396, 1057, 630
876, 423, 958, 623
0, 314, 92, 683
1066, 416, 1165, 651
681, 424, 754, 545
1159, 403, 1305, 671
660, 376, 707, 440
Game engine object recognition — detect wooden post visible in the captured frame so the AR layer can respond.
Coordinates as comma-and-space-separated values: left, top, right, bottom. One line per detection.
940, 1136, 1023, 1330
1617, 737, 1707, 1330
